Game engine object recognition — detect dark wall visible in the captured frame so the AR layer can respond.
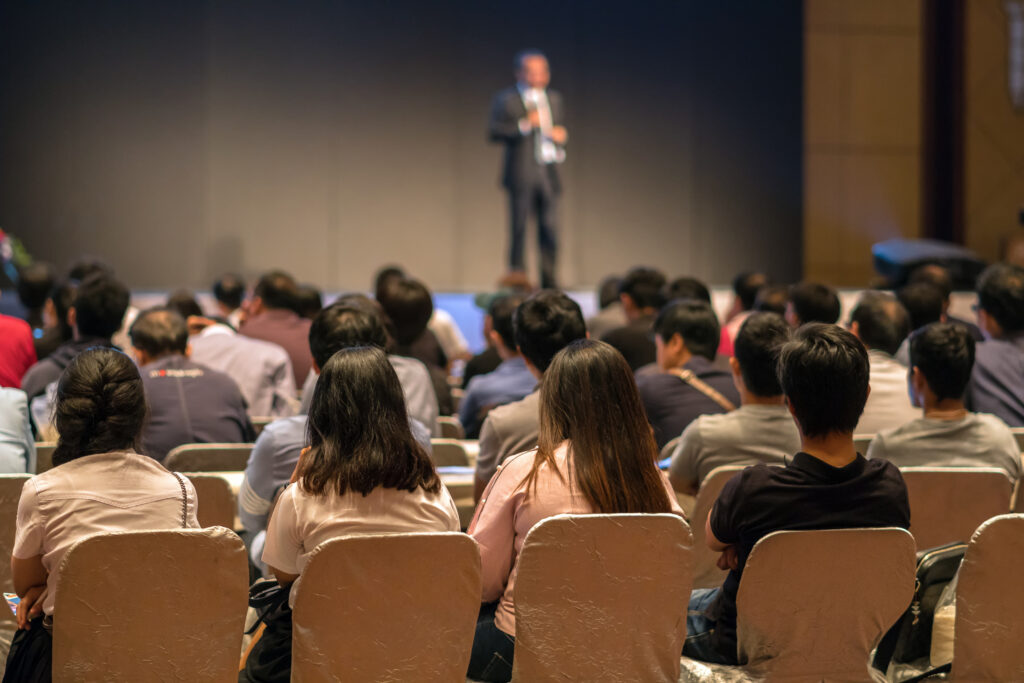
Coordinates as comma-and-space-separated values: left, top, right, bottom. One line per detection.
0, 1, 802, 291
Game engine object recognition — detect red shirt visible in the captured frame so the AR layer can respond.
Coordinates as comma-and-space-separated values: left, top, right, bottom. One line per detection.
0, 314, 37, 388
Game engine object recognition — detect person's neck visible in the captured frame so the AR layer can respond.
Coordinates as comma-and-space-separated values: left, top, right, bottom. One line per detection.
923, 398, 968, 420
741, 392, 785, 407
664, 350, 695, 372
800, 432, 858, 467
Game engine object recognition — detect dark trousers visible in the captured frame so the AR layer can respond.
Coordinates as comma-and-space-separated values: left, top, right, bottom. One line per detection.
3, 619, 51, 683
466, 602, 516, 682
508, 179, 558, 289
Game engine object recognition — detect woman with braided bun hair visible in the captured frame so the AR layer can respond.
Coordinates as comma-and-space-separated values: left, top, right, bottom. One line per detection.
4, 347, 200, 682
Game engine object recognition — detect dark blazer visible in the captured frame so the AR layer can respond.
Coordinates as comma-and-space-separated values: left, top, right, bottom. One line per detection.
488, 86, 564, 193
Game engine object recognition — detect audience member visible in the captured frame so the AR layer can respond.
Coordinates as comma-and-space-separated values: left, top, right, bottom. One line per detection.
664, 276, 712, 304
461, 301, 503, 390
585, 275, 626, 339
292, 284, 322, 320
967, 263, 1024, 426
212, 273, 247, 330
683, 323, 910, 665
5, 348, 200, 681
909, 263, 984, 341
867, 323, 1021, 483
240, 270, 312, 387
601, 267, 666, 371
32, 279, 76, 362
0, 311, 35, 389
848, 292, 918, 434
752, 284, 788, 315
785, 281, 841, 326
467, 339, 683, 681
720, 271, 768, 354
376, 264, 471, 362
635, 300, 740, 449
129, 308, 254, 461
473, 290, 587, 500
165, 289, 204, 320
378, 277, 447, 369
16, 262, 54, 340
668, 313, 798, 494
459, 294, 533, 439
0, 388, 34, 473
897, 282, 945, 333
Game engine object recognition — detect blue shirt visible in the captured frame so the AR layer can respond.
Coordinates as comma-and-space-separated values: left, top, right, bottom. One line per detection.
458, 356, 537, 439
968, 333, 1024, 427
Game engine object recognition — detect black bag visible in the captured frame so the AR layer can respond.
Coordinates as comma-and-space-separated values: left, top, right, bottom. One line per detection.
238, 579, 293, 683
872, 541, 967, 673
2, 618, 52, 683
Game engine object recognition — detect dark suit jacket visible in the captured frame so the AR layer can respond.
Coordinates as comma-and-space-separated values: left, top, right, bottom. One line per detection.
488, 86, 564, 193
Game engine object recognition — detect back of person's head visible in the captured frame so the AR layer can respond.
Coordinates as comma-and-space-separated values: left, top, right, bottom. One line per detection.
378, 278, 433, 346
129, 307, 189, 358
597, 275, 622, 310
73, 273, 130, 339
733, 271, 769, 311
653, 299, 720, 361
166, 289, 203, 319
67, 258, 113, 283
298, 346, 440, 497
50, 279, 78, 340
664, 276, 711, 305
849, 291, 910, 356
530, 339, 672, 513
753, 284, 789, 315
619, 267, 667, 311
308, 303, 389, 368
52, 348, 146, 466
373, 265, 406, 302
513, 290, 587, 373
212, 273, 245, 311
293, 284, 323, 319
897, 282, 945, 331
910, 322, 975, 402
976, 263, 1024, 334
788, 281, 841, 325
909, 264, 954, 301
17, 262, 55, 311
254, 270, 298, 311
489, 294, 525, 351
778, 323, 869, 438
734, 312, 791, 397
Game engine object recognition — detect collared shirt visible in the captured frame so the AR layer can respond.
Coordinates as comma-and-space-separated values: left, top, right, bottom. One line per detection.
0, 314, 35, 389
967, 333, 1024, 427
239, 309, 313, 387
189, 324, 298, 418
458, 357, 536, 439
0, 388, 34, 473
600, 315, 657, 372
856, 350, 920, 435
475, 390, 541, 488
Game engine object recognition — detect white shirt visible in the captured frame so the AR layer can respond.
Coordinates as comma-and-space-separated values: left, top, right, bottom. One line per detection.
857, 350, 920, 436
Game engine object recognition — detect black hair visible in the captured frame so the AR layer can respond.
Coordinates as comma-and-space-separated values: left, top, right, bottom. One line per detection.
789, 282, 841, 325
733, 271, 769, 311
73, 274, 130, 339
212, 274, 245, 310
49, 279, 77, 341
897, 282, 945, 331
308, 303, 389, 369
976, 263, 1024, 334
664, 277, 711, 305
67, 258, 113, 283
513, 290, 587, 373
166, 289, 203, 319
298, 346, 440, 497
849, 292, 910, 356
514, 49, 547, 70
129, 308, 189, 357
17, 262, 55, 310
734, 312, 791, 397
378, 278, 433, 346
909, 322, 975, 402
373, 265, 405, 302
254, 270, 298, 311
778, 323, 869, 438
619, 267, 667, 311
597, 276, 622, 310
293, 284, 323, 319
653, 299, 720, 361
489, 294, 524, 351
909, 264, 953, 300
753, 284, 789, 315
52, 348, 146, 466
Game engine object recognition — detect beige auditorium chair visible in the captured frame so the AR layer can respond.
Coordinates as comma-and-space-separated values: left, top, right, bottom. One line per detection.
0, 475, 30, 665
185, 474, 237, 529
250, 416, 274, 438
164, 443, 253, 472
660, 435, 683, 462
291, 533, 479, 682
1011, 427, 1024, 452
690, 465, 745, 590
430, 438, 471, 467
900, 467, 1013, 549
52, 527, 248, 681
853, 434, 875, 455
33, 442, 56, 474
437, 416, 466, 440
512, 513, 693, 682
679, 527, 916, 681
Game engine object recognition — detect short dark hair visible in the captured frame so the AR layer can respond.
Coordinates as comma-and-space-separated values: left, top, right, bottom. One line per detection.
67, 258, 113, 283
254, 270, 298, 311
734, 313, 791, 397
50, 279, 78, 341
778, 323, 870, 438
910, 322, 975, 401
513, 290, 587, 373
664, 277, 711, 305
378, 278, 433, 346
17, 262, 55, 310
850, 292, 910, 356
309, 304, 389, 369
515, 49, 547, 70
373, 265, 405, 302
74, 274, 130, 339
129, 308, 189, 357
733, 271, 769, 311
489, 294, 524, 351
789, 282, 841, 325
212, 274, 245, 310
653, 299, 720, 361
597, 276, 622, 310
753, 285, 788, 315
293, 284, 323, 319
909, 264, 953, 300
619, 267, 666, 311
166, 289, 203, 319
976, 263, 1024, 334
897, 282, 944, 331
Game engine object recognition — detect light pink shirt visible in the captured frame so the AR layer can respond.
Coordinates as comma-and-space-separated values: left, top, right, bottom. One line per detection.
468, 443, 685, 636
13, 450, 199, 614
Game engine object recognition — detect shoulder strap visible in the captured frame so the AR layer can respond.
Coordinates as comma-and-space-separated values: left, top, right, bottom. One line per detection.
667, 368, 737, 412
170, 472, 189, 528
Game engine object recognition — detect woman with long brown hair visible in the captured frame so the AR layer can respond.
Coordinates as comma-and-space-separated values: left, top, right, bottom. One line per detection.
466, 339, 685, 681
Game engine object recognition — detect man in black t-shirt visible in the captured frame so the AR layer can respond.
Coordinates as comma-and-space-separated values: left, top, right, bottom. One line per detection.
682, 323, 911, 665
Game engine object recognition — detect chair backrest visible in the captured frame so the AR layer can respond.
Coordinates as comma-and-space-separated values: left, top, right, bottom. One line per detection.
659, 435, 682, 461
436, 416, 465, 440
430, 438, 470, 467
250, 416, 274, 437
0, 475, 30, 632
853, 434, 875, 455
1012, 427, 1024, 452
690, 465, 745, 589
184, 474, 236, 529
34, 442, 56, 474
163, 443, 253, 472
291, 533, 480, 682
736, 527, 916, 678
900, 467, 1013, 549
512, 514, 693, 682
52, 527, 248, 681
951, 514, 1024, 680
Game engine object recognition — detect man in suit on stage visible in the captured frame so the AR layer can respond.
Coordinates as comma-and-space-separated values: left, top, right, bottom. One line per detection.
488, 50, 567, 290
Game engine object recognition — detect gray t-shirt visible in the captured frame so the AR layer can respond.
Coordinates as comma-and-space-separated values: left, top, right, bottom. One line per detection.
669, 403, 801, 489
866, 412, 1022, 483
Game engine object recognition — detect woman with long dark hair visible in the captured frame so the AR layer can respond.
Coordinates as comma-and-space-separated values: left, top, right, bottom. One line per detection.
466, 339, 685, 681
5, 347, 200, 682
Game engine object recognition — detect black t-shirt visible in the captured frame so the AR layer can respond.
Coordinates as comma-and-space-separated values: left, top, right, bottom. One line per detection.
706, 452, 910, 662
600, 315, 656, 371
